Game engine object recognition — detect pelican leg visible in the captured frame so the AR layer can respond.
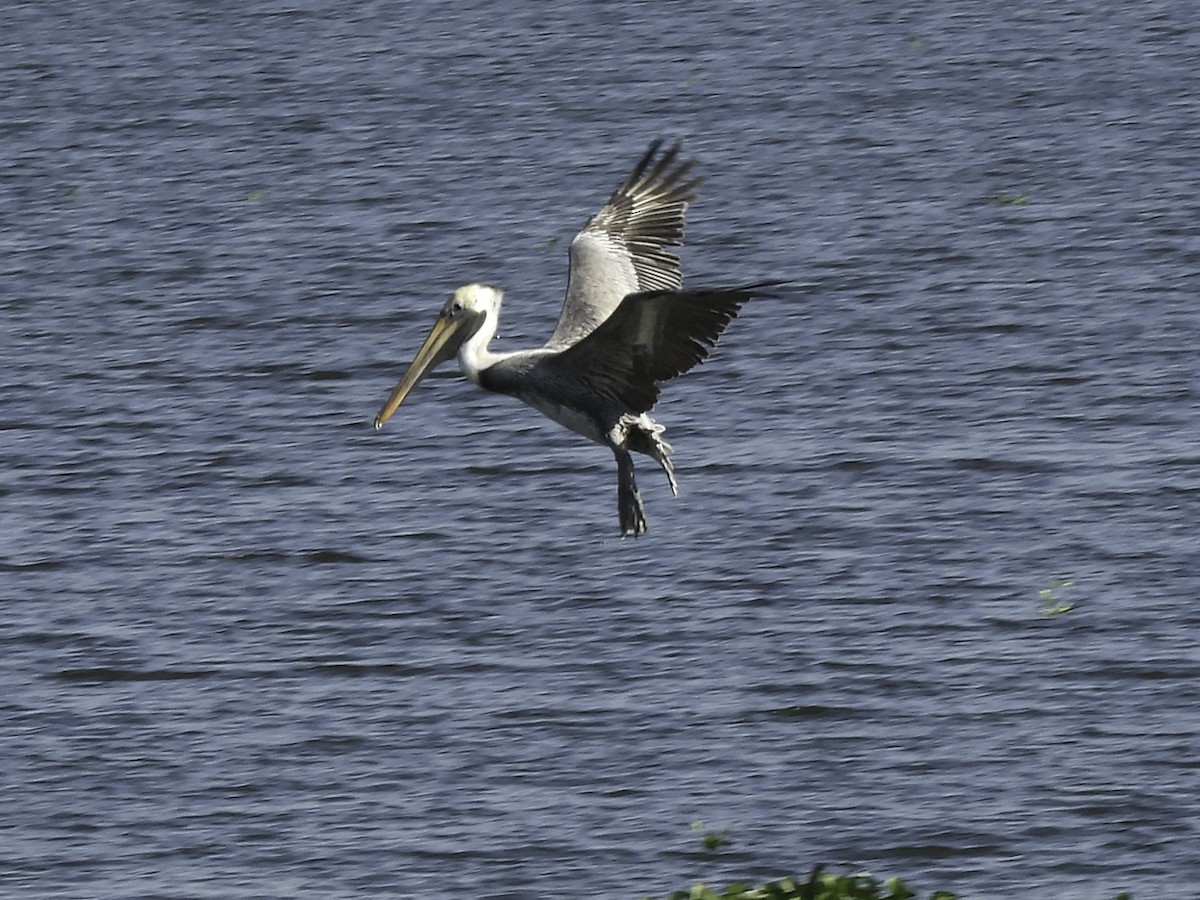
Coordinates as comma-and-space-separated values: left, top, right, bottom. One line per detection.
613, 447, 648, 537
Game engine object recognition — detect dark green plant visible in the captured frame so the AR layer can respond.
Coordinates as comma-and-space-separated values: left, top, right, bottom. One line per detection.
691, 820, 734, 852
645, 865, 957, 900
643, 865, 1133, 900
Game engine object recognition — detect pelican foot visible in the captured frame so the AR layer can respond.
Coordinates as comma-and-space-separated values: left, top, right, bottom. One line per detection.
619, 491, 648, 537
621, 413, 677, 496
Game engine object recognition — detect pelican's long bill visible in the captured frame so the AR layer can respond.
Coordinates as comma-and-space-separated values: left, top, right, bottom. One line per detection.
373, 310, 470, 429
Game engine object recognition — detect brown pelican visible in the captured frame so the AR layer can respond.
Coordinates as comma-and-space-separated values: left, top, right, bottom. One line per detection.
374, 140, 776, 536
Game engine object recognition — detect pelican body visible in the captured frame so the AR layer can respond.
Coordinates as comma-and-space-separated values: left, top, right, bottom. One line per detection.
374, 141, 774, 536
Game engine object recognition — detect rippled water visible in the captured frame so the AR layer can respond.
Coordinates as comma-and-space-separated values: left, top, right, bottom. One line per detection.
3, 2, 1198, 898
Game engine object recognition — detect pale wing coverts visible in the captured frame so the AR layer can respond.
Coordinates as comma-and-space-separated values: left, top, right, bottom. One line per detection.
547, 140, 702, 350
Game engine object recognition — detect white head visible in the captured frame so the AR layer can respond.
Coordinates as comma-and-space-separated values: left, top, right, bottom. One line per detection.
447, 282, 503, 317
373, 283, 504, 429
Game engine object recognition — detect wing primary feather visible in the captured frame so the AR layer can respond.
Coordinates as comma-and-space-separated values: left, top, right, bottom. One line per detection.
550, 140, 705, 350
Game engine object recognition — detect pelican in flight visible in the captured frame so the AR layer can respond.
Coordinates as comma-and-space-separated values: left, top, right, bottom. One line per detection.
374, 140, 775, 536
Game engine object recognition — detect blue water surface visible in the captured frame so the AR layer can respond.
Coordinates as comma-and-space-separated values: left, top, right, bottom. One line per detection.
2, 2, 1197, 898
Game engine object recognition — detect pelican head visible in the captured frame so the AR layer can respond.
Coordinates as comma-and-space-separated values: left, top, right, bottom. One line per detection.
373, 283, 502, 429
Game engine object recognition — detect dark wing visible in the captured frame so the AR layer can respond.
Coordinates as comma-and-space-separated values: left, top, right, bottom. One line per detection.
543, 283, 775, 415
545, 140, 704, 351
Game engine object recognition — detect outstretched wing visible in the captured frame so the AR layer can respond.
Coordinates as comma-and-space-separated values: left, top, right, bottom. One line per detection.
546, 140, 703, 351
543, 283, 778, 415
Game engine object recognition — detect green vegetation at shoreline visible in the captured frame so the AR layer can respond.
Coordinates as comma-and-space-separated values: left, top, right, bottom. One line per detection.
643, 866, 957, 900
642, 865, 1133, 900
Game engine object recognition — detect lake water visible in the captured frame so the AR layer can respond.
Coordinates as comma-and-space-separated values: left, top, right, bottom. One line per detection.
2, 2, 1197, 898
